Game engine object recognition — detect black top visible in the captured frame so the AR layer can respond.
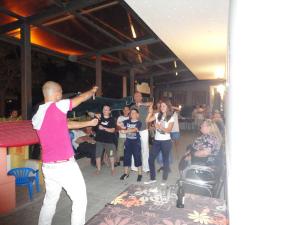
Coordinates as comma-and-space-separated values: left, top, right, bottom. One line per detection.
95, 116, 116, 143
123, 119, 142, 140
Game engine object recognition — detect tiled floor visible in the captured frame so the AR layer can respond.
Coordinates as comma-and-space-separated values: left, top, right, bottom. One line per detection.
14, 185, 45, 208
0, 131, 199, 225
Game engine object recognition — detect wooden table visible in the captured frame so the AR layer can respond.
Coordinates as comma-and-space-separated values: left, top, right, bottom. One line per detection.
86, 184, 228, 225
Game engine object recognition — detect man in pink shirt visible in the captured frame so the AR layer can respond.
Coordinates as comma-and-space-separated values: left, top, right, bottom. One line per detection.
32, 81, 98, 225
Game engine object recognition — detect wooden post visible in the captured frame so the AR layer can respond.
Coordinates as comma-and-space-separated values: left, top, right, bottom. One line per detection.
95, 55, 102, 96
21, 22, 32, 119
150, 76, 154, 98
122, 76, 127, 97
0, 91, 5, 117
130, 69, 135, 97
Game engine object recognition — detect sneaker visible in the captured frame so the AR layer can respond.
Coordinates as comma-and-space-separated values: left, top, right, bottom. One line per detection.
144, 179, 157, 185
120, 174, 129, 180
137, 175, 142, 182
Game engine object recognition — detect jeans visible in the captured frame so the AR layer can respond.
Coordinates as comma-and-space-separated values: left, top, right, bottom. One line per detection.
38, 158, 87, 225
148, 140, 172, 181
157, 149, 173, 166
124, 139, 142, 167
132, 129, 149, 172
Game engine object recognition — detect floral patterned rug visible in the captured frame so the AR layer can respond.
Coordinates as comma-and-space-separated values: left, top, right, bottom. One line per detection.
86, 184, 228, 225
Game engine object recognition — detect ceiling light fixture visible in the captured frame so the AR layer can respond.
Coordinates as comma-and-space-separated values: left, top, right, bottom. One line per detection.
174, 61, 178, 76
215, 67, 225, 79
128, 13, 142, 62
217, 84, 226, 99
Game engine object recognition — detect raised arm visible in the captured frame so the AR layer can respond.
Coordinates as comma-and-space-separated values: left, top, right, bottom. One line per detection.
138, 101, 153, 107
145, 104, 155, 123
172, 106, 181, 112
71, 86, 98, 109
68, 118, 98, 130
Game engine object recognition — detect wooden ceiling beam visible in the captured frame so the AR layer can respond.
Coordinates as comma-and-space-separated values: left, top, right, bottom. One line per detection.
78, 38, 160, 59
0, 0, 107, 35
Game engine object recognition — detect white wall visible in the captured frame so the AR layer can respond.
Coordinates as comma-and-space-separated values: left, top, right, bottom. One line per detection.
228, 1, 300, 225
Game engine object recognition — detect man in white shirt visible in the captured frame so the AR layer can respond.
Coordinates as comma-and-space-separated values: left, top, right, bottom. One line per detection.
130, 92, 152, 173
116, 106, 130, 165
71, 127, 96, 166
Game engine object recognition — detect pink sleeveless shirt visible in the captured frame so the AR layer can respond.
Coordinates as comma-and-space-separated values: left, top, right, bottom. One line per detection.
32, 99, 74, 163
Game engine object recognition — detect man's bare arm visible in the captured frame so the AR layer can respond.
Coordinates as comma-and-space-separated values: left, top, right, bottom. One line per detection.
75, 136, 95, 144
138, 102, 153, 107
71, 86, 98, 109
146, 104, 155, 123
194, 148, 212, 157
172, 106, 181, 112
68, 119, 98, 130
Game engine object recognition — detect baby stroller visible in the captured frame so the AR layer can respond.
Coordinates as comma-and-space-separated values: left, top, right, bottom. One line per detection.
177, 144, 226, 198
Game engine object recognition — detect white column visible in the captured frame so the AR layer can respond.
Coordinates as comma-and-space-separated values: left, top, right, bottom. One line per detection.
228, 1, 300, 225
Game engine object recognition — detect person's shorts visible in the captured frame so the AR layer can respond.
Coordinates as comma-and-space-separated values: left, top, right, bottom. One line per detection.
171, 132, 180, 140
124, 139, 142, 167
96, 142, 116, 158
117, 138, 126, 157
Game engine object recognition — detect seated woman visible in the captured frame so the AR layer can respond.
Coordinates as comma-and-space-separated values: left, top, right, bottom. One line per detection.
179, 119, 223, 171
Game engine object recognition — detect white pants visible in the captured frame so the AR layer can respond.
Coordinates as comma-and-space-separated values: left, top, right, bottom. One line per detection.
131, 129, 149, 172
38, 158, 87, 225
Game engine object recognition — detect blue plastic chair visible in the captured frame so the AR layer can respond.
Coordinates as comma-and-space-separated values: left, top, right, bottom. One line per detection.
7, 167, 41, 201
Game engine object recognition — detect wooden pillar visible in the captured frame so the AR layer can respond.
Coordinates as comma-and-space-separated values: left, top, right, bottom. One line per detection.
130, 69, 135, 97
95, 55, 102, 96
0, 91, 5, 117
21, 22, 32, 119
122, 76, 127, 97
150, 76, 154, 98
